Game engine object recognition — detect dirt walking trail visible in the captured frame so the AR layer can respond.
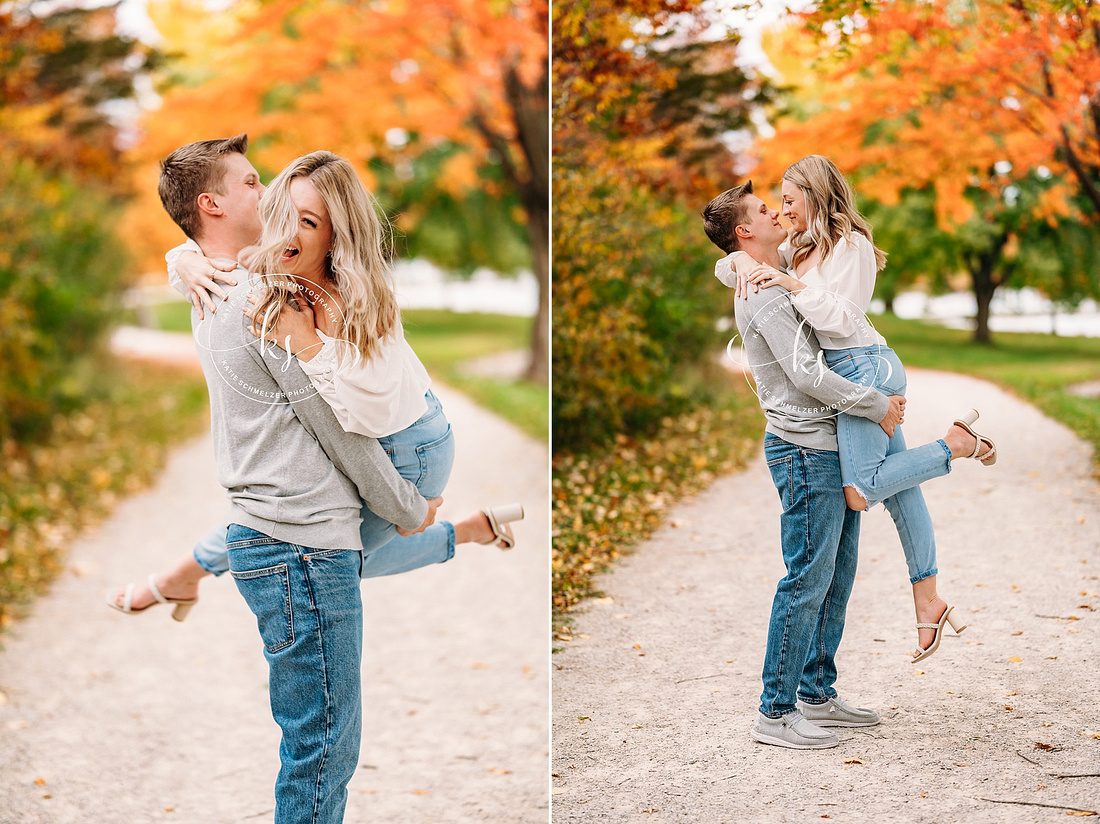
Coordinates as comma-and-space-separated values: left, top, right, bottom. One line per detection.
553, 368, 1099, 823
0, 354, 549, 823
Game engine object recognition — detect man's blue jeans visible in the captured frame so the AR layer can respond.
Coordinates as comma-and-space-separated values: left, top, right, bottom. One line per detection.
759, 435, 860, 717
195, 390, 456, 579
227, 525, 363, 824
824, 346, 951, 583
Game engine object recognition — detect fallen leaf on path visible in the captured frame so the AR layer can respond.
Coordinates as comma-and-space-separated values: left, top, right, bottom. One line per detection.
955, 762, 971, 767
1012, 631, 1023, 636
577, 716, 591, 723
1004, 705, 1015, 711
411, 790, 429, 796
489, 768, 511, 775
912, 669, 926, 675
843, 756, 865, 765
1009, 657, 1022, 663
33, 778, 45, 786
1006, 690, 1017, 696
1065, 812, 1097, 817
976, 582, 987, 587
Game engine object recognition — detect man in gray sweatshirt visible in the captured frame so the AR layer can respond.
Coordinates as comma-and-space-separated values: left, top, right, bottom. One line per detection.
157, 135, 437, 823
703, 182, 904, 750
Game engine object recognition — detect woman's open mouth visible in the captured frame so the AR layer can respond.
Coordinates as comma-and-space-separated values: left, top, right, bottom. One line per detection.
281, 246, 300, 262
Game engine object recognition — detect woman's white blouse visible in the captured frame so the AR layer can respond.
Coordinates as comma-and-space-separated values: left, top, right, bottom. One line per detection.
163, 239, 430, 438
297, 325, 431, 439
787, 233, 887, 350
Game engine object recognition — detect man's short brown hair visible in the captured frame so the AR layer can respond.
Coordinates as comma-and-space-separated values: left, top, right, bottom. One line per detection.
158, 134, 249, 240
702, 180, 754, 254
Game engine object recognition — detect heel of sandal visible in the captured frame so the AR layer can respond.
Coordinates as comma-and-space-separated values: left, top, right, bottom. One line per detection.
945, 607, 967, 635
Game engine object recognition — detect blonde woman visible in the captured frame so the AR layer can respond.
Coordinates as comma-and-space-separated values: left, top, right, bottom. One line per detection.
725, 155, 997, 662
109, 150, 522, 619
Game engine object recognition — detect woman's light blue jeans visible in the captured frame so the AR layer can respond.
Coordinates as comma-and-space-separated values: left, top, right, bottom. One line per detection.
760, 435, 860, 717
195, 390, 456, 578
823, 346, 952, 583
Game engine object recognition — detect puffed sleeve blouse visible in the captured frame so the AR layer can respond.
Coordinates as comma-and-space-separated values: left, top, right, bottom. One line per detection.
787, 233, 887, 350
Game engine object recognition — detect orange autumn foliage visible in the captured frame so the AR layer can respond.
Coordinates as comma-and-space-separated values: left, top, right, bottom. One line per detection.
123, 0, 547, 277
751, 0, 1100, 227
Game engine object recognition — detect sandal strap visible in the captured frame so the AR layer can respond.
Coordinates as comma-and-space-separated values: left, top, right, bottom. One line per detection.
915, 623, 941, 629
146, 574, 169, 606
122, 582, 135, 613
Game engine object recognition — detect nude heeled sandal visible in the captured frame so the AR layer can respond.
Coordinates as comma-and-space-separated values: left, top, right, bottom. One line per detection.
106, 574, 198, 622
912, 605, 967, 663
953, 409, 997, 466
481, 503, 525, 550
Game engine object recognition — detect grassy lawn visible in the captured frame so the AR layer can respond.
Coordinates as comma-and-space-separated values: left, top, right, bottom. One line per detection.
871, 314, 1100, 468
131, 301, 547, 441
401, 309, 547, 441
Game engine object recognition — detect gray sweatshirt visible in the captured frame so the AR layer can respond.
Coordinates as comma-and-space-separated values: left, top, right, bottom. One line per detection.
192, 278, 428, 550
732, 286, 890, 451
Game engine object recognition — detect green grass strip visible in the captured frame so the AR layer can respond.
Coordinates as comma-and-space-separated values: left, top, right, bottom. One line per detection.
871, 314, 1100, 468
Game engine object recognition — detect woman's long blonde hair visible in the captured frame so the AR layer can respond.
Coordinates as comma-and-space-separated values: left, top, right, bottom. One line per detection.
783, 155, 887, 273
245, 151, 399, 362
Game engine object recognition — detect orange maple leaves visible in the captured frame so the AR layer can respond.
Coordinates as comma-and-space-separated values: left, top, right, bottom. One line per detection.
753, 0, 1100, 226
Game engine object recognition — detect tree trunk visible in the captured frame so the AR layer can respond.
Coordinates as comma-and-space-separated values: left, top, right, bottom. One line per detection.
973, 273, 995, 344
504, 61, 549, 384
521, 191, 549, 383
966, 233, 1008, 345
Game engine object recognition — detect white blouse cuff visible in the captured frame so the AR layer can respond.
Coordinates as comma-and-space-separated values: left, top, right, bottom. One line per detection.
297, 337, 340, 383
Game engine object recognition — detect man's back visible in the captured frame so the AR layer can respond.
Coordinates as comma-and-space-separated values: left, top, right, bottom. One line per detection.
193, 278, 364, 550
732, 285, 888, 451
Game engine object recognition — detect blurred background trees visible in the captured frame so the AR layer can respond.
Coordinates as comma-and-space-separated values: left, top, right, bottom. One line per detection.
553, 0, 1100, 456
124, 0, 549, 380
753, 0, 1100, 343
552, 0, 777, 448
1, 0, 548, 453
0, 2, 157, 441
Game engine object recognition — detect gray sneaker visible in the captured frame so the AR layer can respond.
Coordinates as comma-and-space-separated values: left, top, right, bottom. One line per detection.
797, 695, 880, 727
751, 710, 839, 749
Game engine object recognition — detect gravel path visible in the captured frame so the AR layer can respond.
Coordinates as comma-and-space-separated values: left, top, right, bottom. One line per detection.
0, 378, 548, 823
552, 368, 1099, 823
